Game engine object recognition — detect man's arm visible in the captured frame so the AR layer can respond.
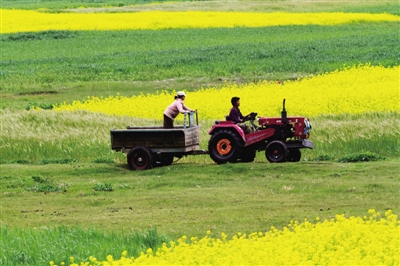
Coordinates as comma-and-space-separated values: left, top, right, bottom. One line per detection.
172, 99, 188, 113
182, 103, 192, 112
238, 109, 245, 120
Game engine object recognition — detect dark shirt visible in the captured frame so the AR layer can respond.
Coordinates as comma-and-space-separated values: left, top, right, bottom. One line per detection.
229, 107, 244, 124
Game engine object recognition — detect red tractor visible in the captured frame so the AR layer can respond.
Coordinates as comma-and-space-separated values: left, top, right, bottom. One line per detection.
208, 99, 313, 164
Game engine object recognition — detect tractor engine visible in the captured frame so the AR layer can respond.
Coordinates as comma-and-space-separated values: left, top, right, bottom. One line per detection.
258, 99, 312, 140
258, 116, 312, 139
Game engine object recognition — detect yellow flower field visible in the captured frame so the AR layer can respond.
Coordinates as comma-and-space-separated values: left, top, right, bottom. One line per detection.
2, 9, 399, 33
54, 64, 400, 119
51, 209, 399, 265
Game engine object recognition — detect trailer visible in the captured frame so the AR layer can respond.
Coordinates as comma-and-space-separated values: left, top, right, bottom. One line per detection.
110, 112, 207, 170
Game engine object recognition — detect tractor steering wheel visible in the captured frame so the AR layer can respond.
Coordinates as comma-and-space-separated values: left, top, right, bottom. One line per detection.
245, 112, 257, 122
243, 112, 258, 130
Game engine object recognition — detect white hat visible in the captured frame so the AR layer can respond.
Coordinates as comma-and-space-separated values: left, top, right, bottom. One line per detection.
177, 91, 186, 97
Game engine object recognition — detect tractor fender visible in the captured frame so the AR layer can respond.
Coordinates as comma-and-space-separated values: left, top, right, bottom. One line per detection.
208, 123, 246, 142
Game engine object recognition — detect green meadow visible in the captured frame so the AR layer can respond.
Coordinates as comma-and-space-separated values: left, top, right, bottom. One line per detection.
2, 23, 399, 101
1, 0, 399, 265
1, 161, 399, 264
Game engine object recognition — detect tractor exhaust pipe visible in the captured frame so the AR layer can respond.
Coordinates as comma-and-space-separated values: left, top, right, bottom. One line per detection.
281, 99, 287, 124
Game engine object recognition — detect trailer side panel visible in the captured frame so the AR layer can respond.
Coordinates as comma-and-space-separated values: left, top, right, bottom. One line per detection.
110, 126, 200, 151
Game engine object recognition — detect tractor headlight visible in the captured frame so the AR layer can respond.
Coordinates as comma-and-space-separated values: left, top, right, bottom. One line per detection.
304, 118, 312, 135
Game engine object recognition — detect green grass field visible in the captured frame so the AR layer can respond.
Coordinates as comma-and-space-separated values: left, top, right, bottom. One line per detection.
1, 0, 399, 265
2, 23, 399, 101
1, 160, 399, 264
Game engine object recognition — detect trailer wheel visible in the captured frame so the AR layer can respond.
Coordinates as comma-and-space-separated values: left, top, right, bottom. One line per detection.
208, 130, 242, 164
127, 146, 154, 170
287, 148, 301, 162
265, 140, 288, 163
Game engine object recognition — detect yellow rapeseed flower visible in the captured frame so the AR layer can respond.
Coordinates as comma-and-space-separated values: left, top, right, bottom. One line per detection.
53, 209, 398, 265
53, 64, 400, 119
2, 9, 399, 33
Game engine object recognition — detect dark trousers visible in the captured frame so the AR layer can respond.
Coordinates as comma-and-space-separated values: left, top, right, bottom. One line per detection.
238, 123, 253, 134
164, 114, 173, 128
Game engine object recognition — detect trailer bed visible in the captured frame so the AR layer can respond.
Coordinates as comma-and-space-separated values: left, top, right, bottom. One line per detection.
110, 126, 201, 153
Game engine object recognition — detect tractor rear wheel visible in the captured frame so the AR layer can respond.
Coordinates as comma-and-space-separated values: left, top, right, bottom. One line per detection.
265, 140, 288, 163
287, 148, 301, 162
208, 130, 242, 164
127, 146, 154, 170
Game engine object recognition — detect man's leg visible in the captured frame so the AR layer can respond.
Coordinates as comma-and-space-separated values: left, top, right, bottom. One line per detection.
238, 124, 252, 134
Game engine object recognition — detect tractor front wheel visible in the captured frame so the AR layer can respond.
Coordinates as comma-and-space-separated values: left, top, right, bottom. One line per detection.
127, 146, 154, 170
265, 140, 288, 163
209, 130, 242, 164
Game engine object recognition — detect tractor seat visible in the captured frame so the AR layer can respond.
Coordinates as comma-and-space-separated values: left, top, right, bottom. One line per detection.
215, 115, 233, 125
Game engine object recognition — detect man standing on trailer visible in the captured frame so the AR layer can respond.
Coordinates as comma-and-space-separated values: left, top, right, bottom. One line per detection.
163, 91, 193, 128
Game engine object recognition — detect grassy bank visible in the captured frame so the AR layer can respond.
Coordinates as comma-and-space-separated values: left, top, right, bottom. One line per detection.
0, 226, 167, 265
1, 110, 399, 164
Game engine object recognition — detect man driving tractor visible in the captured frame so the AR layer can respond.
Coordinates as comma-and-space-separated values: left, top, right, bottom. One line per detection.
228, 96, 253, 134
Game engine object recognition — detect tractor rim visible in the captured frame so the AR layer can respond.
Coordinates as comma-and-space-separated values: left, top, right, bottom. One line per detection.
273, 148, 281, 158
267, 143, 286, 161
216, 138, 232, 155
271, 146, 285, 160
